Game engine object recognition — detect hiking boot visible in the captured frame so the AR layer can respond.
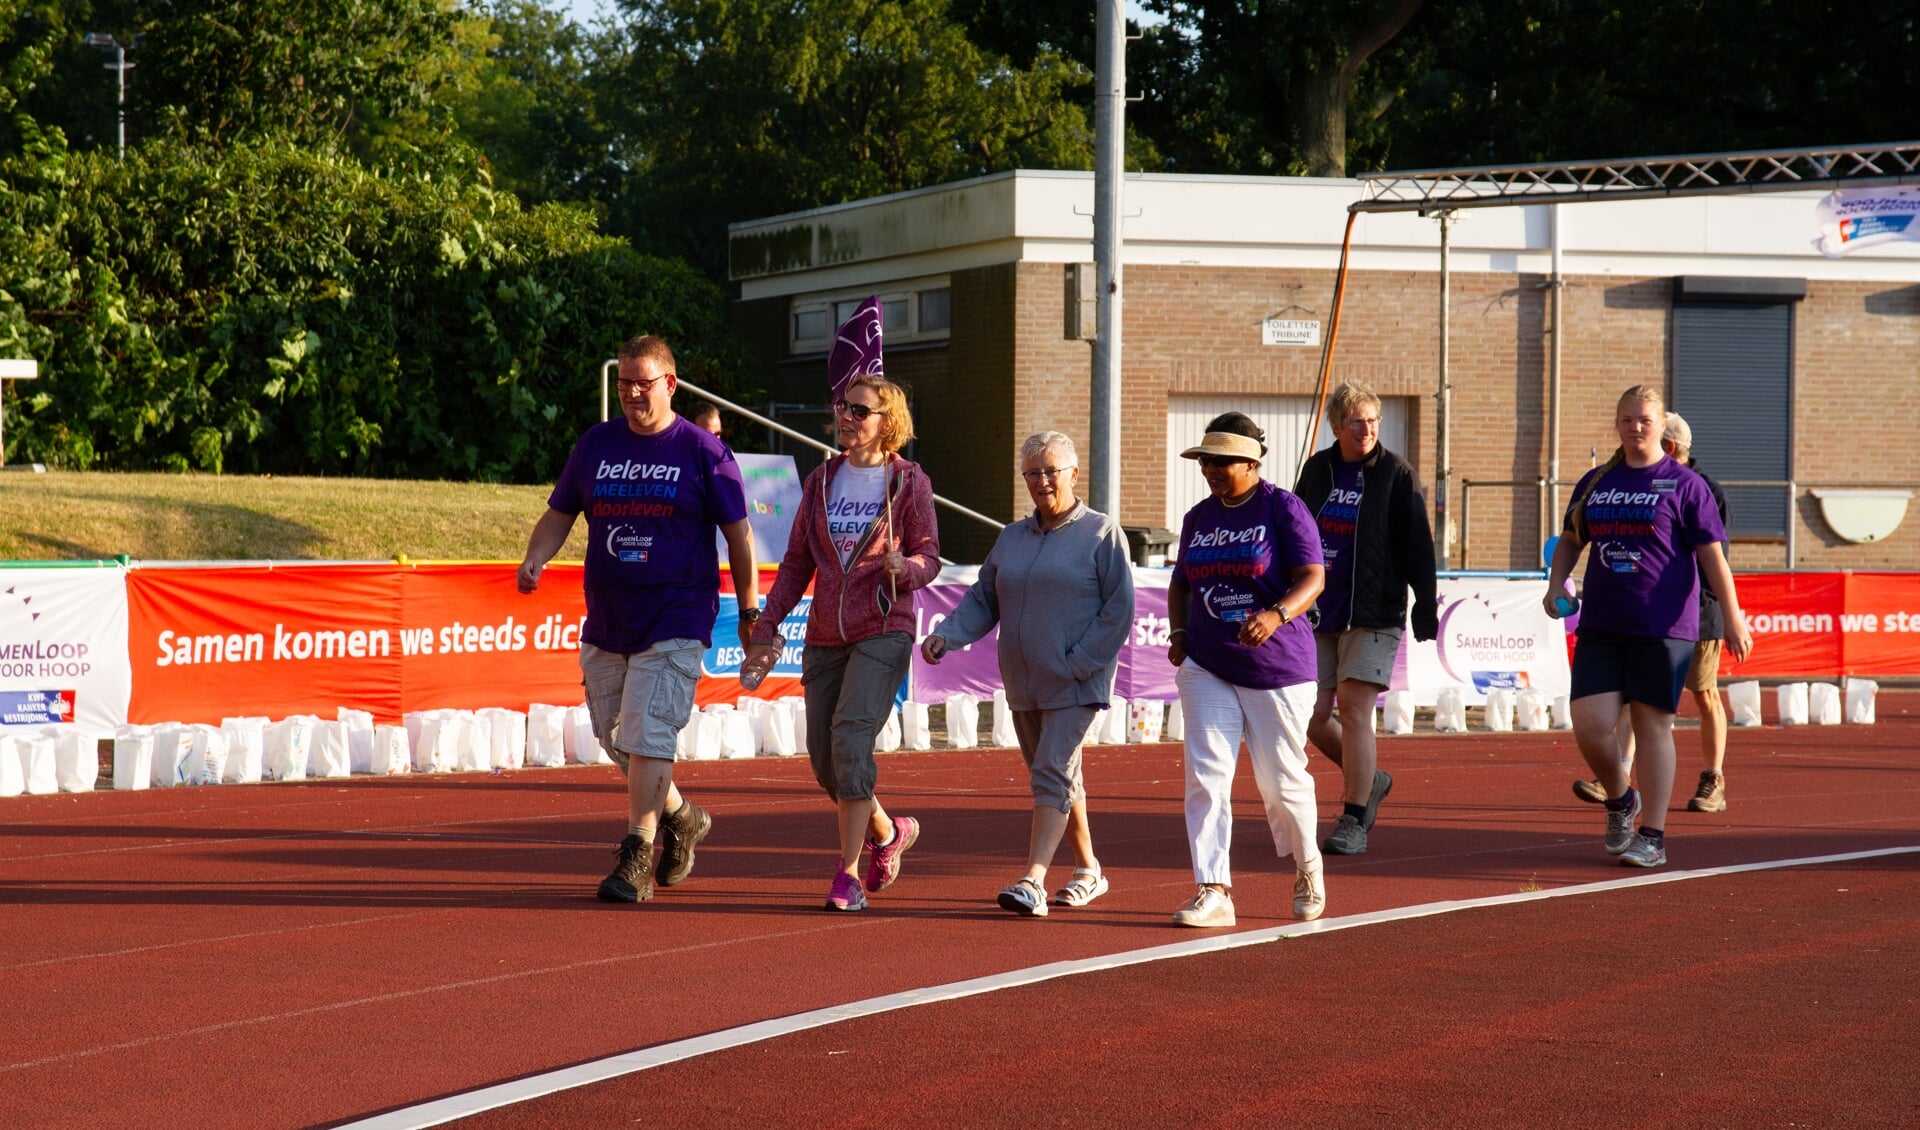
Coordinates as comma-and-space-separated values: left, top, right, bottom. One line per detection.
1619, 832, 1667, 868
655, 800, 711, 887
1604, 790, 1642, 855
864, 815, 919, 893
1362, 770, 1393, 830
824, 868, 867, 912
1322, 813, 1368, 855
1686, 770, 1726, 813
1172, 886, 1235, 928
1293, 865, 1326, 921
597, 834, 653, 903
1571, 779, 1608, 805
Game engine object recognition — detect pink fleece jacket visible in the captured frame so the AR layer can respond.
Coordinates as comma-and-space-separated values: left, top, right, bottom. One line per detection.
753, 453, 943, 648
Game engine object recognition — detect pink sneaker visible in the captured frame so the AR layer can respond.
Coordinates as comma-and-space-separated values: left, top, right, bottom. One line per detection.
863, 816, 919, 893
824, 868, 866, 912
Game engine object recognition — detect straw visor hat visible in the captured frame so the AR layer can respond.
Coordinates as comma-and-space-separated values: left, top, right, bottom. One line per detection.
1180, 431, 1266, 462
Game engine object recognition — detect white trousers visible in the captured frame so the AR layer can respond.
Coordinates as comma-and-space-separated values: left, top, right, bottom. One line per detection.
1176, 661, 1321, 885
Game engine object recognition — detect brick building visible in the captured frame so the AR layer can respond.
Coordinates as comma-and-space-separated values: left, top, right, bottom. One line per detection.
728, 171, 1920, 570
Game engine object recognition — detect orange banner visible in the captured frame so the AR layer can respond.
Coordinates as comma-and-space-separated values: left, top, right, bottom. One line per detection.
127, 564, 801, 725
1720, 572, 1920, 677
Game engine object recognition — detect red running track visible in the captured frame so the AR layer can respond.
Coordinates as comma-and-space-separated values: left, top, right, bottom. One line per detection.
2, 697, 1917, 1128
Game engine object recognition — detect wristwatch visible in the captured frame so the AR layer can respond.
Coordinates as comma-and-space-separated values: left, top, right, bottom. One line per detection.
1271, 602, 1291, 624
740, 606, 762, 624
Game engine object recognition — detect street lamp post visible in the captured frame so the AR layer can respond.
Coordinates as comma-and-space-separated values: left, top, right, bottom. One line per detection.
82, 33, 134, 159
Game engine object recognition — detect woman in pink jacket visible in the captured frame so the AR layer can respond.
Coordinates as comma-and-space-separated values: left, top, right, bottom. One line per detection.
741, 374, 942, 911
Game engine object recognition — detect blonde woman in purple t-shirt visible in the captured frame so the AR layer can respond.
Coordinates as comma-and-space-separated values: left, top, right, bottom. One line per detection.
1166, 413, 1328, 928
1546, 385, 1754, 868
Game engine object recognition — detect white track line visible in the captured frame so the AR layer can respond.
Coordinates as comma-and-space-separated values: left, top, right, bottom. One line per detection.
342, 843, 1920, 1130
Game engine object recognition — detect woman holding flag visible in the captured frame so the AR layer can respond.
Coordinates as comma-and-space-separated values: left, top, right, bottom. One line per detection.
742, 370, 942, 911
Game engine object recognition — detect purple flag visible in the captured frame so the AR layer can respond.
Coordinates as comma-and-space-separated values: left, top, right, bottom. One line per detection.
827, 296, 884, 401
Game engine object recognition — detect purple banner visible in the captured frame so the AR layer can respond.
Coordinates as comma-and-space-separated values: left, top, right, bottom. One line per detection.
826, 296, 885, 402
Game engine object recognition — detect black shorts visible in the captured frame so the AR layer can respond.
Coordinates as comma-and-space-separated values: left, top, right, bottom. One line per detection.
1568, 628, 1694, 713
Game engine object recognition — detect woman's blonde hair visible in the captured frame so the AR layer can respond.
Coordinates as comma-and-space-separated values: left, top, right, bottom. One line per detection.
1569, 384, 1667, 543
849, 374, 915, 453
1325, 380, 1382, 430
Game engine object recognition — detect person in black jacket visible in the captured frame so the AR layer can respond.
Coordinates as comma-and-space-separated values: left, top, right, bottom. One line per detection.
1294, 382, 1440, 855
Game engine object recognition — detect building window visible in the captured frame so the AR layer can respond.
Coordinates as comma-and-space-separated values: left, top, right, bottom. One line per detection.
1672, 284, 1799, 540
789, 278, 952, 354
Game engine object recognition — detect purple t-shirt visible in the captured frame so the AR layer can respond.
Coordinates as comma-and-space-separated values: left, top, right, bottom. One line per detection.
1313, 456, 1364, 632
548, 417, 749, 653
1174, 480, 1323, 689
1564, 455, 1726, 640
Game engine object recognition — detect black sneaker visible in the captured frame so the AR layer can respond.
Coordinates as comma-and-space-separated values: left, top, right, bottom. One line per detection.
598, 834, 654, 902
1323, 812, 1368, 855
1361, 770, 1393, 831
655, 801, 712, 887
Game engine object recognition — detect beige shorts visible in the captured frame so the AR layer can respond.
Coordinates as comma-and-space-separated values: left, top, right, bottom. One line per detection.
1685, 638, 1722, 694
1315, 628, 1402, 691
580, 638, 704, 767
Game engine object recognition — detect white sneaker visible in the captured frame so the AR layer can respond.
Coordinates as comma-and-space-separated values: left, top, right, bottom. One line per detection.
1293, 865, 1326, 921
1171, 885, 1235, 928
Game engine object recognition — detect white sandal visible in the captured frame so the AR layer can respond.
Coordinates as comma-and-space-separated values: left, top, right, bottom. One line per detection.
1051, 868, 1109, 908
996, 877, 1049, 917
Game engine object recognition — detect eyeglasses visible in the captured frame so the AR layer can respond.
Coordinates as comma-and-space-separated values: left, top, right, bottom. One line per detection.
833, 398, 887, 422
1343, 415, 1381, 430
1021, 466, 1074, 482
1197, 455, 1251, 470
617, 375, 669, 395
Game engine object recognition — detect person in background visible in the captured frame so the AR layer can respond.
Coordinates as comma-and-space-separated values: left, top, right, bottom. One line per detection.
518, 335, 757, 904
1166, 412, 1328, 928
1294, 380, 1438, 856
1546, 386, 1752, 869
740, 374, 941, 912
1572, 412, 1732, 812
691, 402, 724, 438
923, 431, 1133, 917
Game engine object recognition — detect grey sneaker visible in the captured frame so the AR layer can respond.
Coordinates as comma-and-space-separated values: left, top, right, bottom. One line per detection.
1619, 832, 1667, 868
1322, 813, 1368, 855
1571, 779, 1607, 804
1362, 770, 1393, 830
1293, 865, 1326, 921
1686, 770, 1726, 813
655, 800, 711, 887
1604, 791, 1642, 855
597, 834, 654, 903
1171, 886, 1235, 928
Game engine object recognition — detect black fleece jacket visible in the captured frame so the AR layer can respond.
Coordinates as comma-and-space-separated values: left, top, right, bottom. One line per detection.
1294, 442, 1440, 641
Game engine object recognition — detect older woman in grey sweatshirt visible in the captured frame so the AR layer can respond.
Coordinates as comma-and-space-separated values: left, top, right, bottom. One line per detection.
922, 431, 1135, 917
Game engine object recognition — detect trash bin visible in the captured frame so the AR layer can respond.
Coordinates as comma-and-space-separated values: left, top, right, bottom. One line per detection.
1122, 526, 1173, 567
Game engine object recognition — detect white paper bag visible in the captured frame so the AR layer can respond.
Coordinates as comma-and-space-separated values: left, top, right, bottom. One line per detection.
369, 724, 411, 775
1433, 687, 1467, 733
1845, 677, 1878, 725
526, 704, 568, 767
990, 690, 1018, 748
789, 697, 809, 754
686, 709, 723, 760
408, 710, 451, 773
1382, 690, 1415, 735
1550, 695, 1573, 730
1808, 682, 1842, 726
718, 709, 757, 759
1165, 699, 1185, 741
874, 706, 903, 753
944, 693, 980, 749
1099, 695, 1129, 745
1724, 680, 1761, 727
0, 738, 22, 797
1777, 682, 1810, 727
476, 708, 527, 769
151, 724, 192, 787
1515, 689, 1550, 732
338, 708, 376, 774
16, 734, 57, 795
900, 701, 932, 751
310, 721, 351, 778
220, 717, 267, 784
113, 726, 154, 791
566, 704, 612, 765
51, 729, 97, 793
1129, 699, 1164, 743
263, 717, 314, 781
763, 701, 799, 756
453, 711, 492, 772
1482, 688, 1514, 732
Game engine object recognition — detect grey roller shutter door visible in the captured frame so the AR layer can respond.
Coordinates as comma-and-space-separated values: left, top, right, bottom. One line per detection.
1671, 302, 1793, 538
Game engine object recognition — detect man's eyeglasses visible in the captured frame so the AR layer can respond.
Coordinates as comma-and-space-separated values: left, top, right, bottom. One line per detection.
1021, 466, 1073, 482
833, 398, 887, 422
617, 375, 669, 395
1197, 455, 1251, 470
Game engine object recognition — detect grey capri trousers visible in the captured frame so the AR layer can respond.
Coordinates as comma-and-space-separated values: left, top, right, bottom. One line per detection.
800, 631, 914, 801
1011, 704, 1101, 812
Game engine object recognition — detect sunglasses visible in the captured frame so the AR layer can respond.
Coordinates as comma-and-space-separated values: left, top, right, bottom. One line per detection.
833, 398, 887, 422
1197, 455, 1251, 470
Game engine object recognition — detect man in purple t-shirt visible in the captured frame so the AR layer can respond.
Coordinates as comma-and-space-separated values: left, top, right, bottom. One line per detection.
518, 335, 759, 905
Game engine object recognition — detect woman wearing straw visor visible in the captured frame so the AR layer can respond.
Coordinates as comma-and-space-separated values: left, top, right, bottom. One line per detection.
923, 431, 1134, 917
1546, 384, 1752, 868
1166, 412, 1328, 928
741, 374, 942, 911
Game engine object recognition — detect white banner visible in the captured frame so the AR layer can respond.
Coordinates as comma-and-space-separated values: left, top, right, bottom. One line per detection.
1813, 186, 1920, 258
1399, 578, 1569, 706
718, 453, 802, 564
0, 568, 131, 736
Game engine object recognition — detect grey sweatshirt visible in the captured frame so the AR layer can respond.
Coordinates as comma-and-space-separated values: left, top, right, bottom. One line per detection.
933, 501, 1135, 711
